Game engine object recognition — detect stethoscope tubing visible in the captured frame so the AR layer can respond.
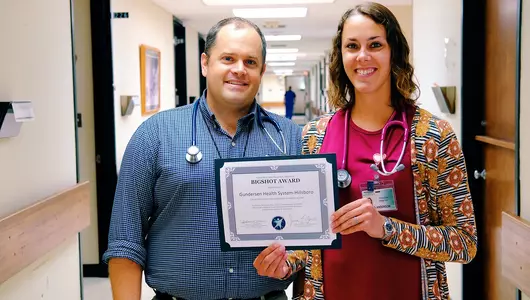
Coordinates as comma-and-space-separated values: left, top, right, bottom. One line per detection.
187, 99, 287, 164
340, 108, 409, 183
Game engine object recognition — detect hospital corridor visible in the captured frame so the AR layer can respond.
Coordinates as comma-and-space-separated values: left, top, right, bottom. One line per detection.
1, 0, 530, 300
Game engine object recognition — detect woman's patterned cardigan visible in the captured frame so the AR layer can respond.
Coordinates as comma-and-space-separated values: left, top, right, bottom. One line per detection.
284, 107, 478, 300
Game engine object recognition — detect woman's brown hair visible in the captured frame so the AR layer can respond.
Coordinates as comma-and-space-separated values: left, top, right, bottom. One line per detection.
328, 2, 419, 110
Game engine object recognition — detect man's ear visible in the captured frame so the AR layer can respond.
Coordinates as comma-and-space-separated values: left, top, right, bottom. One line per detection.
201, 53, 209, 77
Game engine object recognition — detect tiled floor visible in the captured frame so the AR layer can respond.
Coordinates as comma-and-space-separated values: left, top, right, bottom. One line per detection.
82, 277, 293, 300
83, 276, 155, 300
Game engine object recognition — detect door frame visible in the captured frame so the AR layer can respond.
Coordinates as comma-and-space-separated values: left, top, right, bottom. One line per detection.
514, 1, 523, 296
68, 0, 85, 297
83, 0, 116, 278
174, 17, 188, 107
514, 0, 522, 218
461, 0, 523, 298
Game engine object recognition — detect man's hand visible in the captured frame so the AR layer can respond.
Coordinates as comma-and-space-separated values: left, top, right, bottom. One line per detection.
253, 243, 290, 279
331, 197, 385, 238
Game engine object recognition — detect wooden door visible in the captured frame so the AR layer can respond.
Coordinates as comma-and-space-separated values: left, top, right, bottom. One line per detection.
481, 0, 519, 298
462, 0, 521, 299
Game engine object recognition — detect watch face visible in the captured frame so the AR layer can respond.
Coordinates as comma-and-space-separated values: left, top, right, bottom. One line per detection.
385, 222, 393, 231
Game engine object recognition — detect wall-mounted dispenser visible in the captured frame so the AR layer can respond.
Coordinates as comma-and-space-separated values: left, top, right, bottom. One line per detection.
120, 95, 139, 116
0, 101, 35, 138
431, 85, 456, 114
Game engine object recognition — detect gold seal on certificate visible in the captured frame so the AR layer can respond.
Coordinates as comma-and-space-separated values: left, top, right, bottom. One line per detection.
214, 154, 341, 251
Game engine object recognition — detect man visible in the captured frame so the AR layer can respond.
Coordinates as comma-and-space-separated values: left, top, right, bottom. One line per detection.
284, 86, 296, 119
102, 17, 302, 300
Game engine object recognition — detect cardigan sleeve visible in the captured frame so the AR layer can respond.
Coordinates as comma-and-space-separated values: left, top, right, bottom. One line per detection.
281, 250, 308, 279
382, 120, 478, 263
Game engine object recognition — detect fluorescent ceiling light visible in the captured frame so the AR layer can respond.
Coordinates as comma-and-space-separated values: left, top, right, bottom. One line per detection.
273, 69, 294, 75
267, 54, 298, 61
268, 62, 296, 67
265, 35, 302, 41
204, 0, 334, 5
267, 48, 299, 53
233, 7, 307, 19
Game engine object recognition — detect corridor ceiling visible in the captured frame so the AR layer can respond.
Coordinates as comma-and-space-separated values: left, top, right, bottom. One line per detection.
152, 0, 412, 75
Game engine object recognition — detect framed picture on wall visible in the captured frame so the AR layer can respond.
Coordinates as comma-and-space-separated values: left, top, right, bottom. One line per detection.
140, 44, 161, 116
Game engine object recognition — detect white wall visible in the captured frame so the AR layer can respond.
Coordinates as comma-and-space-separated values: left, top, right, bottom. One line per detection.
519, 1, 530, 299
186, 26, 201, 100
412, 0, 463, 299
0, 0, 81, 299
412, 0, 461, 138
261, 74, 286, 103
111, 0, 176, 169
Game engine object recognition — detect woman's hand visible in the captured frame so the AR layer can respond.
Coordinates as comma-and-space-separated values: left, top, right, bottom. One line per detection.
331, 197, 386, 238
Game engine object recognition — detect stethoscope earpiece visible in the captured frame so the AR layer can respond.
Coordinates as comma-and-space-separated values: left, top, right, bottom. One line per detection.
186, 145, 203, 164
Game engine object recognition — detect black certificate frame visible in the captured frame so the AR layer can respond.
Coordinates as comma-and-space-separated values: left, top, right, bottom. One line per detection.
214, 153, 341, 252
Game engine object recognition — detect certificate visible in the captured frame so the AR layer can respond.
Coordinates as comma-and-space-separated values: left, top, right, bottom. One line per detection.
214, 154, 341, 251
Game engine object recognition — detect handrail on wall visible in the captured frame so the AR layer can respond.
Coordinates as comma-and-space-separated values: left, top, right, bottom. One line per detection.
501, 211, 530, 296
0, 181, 91, 284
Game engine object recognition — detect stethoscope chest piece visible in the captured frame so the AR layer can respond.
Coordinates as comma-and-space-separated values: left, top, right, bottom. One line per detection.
186, 145, 203, 164
337, 169, 352, 189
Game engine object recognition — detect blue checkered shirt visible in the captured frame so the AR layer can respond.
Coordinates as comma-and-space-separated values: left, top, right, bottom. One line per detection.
102, 94, 303, 300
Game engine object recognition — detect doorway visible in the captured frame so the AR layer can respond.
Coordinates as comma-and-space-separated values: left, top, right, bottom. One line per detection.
461, 0, 522, 299
174, 19, 187, 107
83, 0, 116, 278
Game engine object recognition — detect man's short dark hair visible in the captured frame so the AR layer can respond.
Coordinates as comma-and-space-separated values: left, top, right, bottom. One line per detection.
204, 17, 267, 68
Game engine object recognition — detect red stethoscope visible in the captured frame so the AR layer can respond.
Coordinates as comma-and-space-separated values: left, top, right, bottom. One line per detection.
337, 109, 409, 189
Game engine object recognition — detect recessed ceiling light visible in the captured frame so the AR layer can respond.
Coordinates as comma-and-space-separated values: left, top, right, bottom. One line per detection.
233, 7, 307, 19
265, 35, 302, 41
267, 48, 299, 53
204, 0, 334, 5
267, 54, 298, 61
268, 62, 296, 67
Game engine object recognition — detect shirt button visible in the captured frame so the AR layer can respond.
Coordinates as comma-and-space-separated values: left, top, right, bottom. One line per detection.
229, 268, 234, 273
231, 141, 236, 146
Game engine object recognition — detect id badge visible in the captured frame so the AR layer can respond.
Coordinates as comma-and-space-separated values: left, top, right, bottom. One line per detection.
359, 180, 398, 212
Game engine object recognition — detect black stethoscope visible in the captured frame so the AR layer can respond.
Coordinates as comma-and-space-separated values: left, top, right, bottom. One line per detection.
337, 109, 409, 189
186, 99, 287, 164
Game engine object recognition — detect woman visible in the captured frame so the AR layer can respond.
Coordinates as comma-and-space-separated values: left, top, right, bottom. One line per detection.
286, 2, 477, 300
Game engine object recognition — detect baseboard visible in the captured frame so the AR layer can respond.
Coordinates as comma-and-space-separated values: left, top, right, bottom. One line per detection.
83, 263, 109, 278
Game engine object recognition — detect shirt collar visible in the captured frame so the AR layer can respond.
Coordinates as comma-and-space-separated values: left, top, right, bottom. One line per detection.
198, 89, 258, 127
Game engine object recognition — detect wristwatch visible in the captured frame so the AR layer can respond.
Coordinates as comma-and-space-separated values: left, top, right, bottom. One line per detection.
381, 217, 394, 241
